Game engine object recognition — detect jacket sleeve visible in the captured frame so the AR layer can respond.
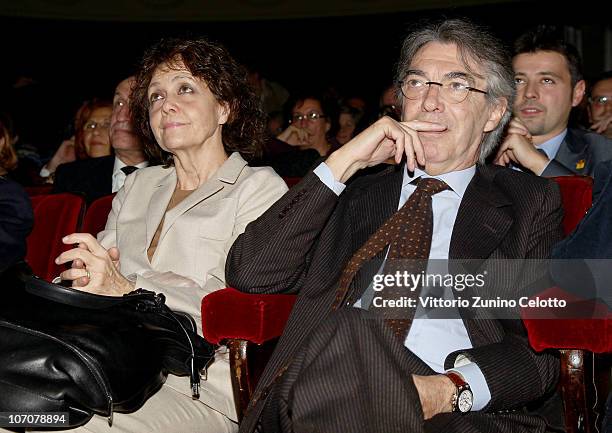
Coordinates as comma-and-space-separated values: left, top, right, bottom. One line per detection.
0, 181, 34, 272
445, 179, 563, 412
226, 170, 340, 295
540, 159, 574, 177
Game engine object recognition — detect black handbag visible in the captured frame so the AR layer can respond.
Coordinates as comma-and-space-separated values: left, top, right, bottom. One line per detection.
0, 264, 216, 428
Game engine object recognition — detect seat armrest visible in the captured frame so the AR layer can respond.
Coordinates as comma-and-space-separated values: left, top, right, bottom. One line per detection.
201, 288, 296, 345
521, 286, 612, 353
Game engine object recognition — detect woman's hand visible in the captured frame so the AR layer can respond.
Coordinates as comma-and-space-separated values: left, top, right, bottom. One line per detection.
276, 125, 312, 147
55, 233, 134, 296
45, 136, 76, 174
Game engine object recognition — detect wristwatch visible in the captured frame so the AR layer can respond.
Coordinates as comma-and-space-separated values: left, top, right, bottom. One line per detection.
445, 372, 473, 413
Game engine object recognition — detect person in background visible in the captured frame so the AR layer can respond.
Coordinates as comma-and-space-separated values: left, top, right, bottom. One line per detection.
495, 26, 612, 176
336, 103, 365, 145
53, 77, 149, 203
587, 71, 612, 139
0, 113, 33, 272
40, 99, 113, 182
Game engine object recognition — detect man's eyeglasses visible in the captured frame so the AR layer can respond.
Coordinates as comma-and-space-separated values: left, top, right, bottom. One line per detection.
289, 112, 327, 123
83, 120, 111, 131
589, 95, 611, 106
398, 78, 488, 104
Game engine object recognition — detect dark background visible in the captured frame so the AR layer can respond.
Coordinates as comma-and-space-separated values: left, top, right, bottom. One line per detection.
0, 0, 609, 156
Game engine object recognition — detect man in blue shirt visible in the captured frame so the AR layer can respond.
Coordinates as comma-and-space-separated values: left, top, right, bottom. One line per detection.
228, 19, 563, 433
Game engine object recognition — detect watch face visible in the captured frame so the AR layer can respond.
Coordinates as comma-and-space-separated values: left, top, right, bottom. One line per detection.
457, 390, 473, 413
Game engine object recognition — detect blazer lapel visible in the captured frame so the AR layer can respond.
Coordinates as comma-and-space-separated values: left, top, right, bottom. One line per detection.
157, 152, 248, 246
350, 164, 404, 297
146, 169, 176, 251
449, 166, 513, 264
554, 130, 588, 175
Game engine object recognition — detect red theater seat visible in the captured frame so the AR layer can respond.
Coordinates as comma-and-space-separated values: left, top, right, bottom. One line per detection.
82, 194, 115, 236
26, 193, 85, 281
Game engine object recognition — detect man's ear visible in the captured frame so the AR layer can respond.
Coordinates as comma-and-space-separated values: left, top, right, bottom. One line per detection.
325, 119, 331, 133
572, 80, 586, 107
484, 97, 508, 132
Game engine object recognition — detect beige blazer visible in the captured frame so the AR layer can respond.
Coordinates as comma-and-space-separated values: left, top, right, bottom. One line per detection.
98, 152, 287, 421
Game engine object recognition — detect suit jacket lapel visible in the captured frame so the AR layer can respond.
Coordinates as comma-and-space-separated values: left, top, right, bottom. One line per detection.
449, 165, 513, 263
554, 130, 588, 175
350, 165, 404, 297
449, 166, 514, 346
146, 169, 176, 251
157, 152, 248, 247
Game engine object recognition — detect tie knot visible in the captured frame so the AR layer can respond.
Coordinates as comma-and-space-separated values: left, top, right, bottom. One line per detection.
121, 166, 138, 176
416, 177, 449, 196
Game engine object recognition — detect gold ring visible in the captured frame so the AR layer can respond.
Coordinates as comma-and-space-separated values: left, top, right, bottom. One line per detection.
85, 269, 91, 280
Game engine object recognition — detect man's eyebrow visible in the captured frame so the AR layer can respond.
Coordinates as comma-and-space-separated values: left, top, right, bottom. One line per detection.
536, 71, 563, 79
444, 71, 476, 85
404, 69, 426, 77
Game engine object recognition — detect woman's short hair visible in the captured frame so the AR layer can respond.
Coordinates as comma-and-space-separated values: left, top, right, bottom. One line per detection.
0, 113, 18, 172
131, 37, 266, 165
73, 99, 113, 160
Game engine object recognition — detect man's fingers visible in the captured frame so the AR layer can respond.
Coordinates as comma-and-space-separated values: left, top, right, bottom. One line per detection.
400, 120, 446, 132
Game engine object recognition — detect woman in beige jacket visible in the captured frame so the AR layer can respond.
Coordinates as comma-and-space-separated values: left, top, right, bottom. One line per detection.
53, 37, 287, 433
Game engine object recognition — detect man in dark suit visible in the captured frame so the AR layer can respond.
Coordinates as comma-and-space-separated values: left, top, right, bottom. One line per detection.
494, 26, 612, 176
53, 77, 148, 203
227, 19, 563, 433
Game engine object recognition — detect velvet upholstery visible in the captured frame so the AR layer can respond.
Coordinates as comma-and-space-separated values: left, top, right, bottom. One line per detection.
26, 193, 85, 281
82, 194, 115, 236
201, 288, 296, 345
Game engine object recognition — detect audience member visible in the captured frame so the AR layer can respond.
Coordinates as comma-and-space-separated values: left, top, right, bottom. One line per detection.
0, 114, 33, 272
378, 83, 401, 120
336, 103, 365, 145
495, 26, 612, 176
227, 19, 563, 433
262, 91, 338, 177
53, 77, 148, 202
52, 37, 287, 433
587, 71, 612, 138
40, 99, 113, 182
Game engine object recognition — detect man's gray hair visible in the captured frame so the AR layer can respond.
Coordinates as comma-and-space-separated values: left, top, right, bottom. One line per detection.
395, 19, 515, 163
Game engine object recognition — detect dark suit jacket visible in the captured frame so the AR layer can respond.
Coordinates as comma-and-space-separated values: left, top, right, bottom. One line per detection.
53, 155, 115, 203
541, 128, 612, 177
227, 163, 564, 432
0, 177, 33, 272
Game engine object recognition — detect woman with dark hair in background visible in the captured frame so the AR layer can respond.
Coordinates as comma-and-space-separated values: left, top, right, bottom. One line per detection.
50, 37, 287, 433
261, 90, 339, 177
40, 99, 113, 182
0, 113, 33, 273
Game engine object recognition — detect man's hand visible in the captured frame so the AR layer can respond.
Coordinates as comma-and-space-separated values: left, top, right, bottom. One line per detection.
494, 118, 549, 175
590, 113, 612, 136
325, 116, 446, 183
412, 374, 456, 420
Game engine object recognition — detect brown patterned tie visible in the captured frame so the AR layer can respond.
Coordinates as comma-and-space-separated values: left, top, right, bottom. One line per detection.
333, 177, 450, 339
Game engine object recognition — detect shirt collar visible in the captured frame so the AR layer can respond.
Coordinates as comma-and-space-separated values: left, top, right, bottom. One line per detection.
403, 164, 476, 199
536, 129, 567, 160
113, 156, 149, 176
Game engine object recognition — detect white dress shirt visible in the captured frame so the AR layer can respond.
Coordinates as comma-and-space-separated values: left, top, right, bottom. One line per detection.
112, 158, 149, 193
314, 162, 491, 411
